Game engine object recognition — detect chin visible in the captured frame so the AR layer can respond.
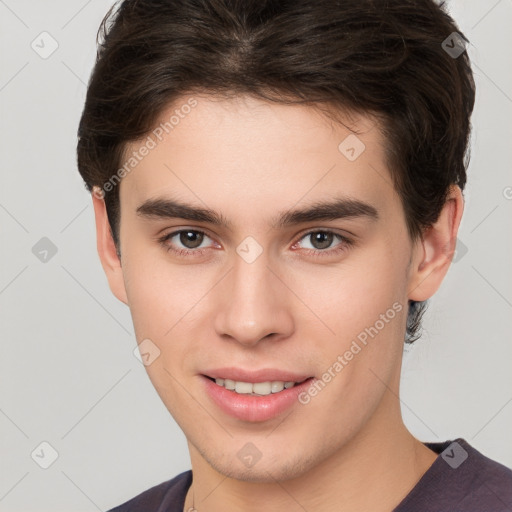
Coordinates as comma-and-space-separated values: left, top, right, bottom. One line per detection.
199, 443, 319, 483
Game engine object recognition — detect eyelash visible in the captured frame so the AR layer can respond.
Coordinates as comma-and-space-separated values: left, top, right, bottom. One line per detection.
157, 229, 354, 259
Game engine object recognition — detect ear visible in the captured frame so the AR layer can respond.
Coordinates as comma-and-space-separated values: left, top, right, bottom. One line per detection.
91, 187, 128, 305
408, 185, 464, 302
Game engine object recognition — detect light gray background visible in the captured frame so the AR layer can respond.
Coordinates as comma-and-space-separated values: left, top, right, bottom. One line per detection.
0, 0, 511, 510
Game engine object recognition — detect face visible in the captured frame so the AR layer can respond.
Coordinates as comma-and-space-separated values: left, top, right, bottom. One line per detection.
108, 95, 421, 481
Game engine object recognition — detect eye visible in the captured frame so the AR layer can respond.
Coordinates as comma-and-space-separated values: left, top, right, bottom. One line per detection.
158, 229, 216, 256
293, 230, 352, 257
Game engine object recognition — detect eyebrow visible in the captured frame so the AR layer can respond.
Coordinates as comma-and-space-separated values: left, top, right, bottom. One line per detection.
136, 196, 379, 229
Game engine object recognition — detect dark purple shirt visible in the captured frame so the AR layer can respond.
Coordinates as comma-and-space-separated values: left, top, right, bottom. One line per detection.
107, 438, 512, 511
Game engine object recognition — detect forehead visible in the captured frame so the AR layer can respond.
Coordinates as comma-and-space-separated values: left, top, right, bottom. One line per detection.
119, 94, 398, 223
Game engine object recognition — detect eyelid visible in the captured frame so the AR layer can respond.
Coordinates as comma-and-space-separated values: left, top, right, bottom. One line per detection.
294, 226, 355, 243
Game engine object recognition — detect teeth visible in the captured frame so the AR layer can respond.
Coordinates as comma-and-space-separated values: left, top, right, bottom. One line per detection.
271, 381, 285, 393
213, 378, 298, 395
235, 381, 253, 394
253, 382, 272, 395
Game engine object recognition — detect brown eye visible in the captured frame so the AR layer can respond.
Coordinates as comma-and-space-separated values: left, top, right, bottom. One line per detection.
299, 231, 339, 251
179, 230, 204, 249
308, 231, 335, 250
158, 229, 214, 256
293, 230, 353, 259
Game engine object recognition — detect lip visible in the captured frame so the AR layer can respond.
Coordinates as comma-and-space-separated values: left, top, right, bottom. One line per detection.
201, 374, 315, 422
202, 367, 312, 383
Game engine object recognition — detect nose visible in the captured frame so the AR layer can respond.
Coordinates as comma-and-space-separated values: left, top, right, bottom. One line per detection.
213, 250, 295, 348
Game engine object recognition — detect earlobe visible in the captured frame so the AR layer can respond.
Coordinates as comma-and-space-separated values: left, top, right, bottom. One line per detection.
91, 188, 129, 305
408, 185, 464, 302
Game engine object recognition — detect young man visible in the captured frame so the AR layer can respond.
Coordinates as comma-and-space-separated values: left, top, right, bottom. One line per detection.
76, 0, 512, 510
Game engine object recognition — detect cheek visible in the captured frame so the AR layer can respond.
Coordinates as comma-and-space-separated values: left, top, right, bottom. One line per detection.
121, 238, 207, 338
298, 241, 408, 338
121, 252, 205, 415
297, 234, 409, 395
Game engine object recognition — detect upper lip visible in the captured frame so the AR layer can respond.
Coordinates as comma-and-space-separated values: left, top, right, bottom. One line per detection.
202, 367, 313, 383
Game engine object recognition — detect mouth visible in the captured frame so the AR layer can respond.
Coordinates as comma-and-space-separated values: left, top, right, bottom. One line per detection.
201, 373, 316, 422
203, 375, 311, 396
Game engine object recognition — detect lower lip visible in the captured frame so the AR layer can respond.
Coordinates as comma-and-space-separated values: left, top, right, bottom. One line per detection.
201, 375, 315, 422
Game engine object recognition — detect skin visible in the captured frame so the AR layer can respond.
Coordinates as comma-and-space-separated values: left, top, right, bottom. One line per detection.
92, 94, 463, 512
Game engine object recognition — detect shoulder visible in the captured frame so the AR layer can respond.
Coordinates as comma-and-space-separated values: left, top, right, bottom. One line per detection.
395, 438, 512, 512
106, 470, 192, 512
456, 439, 512, 508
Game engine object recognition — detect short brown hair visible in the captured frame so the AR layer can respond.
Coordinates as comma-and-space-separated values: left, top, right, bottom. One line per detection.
76, 0, 476, 342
